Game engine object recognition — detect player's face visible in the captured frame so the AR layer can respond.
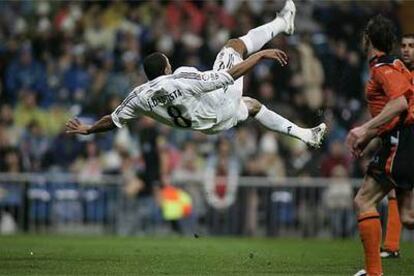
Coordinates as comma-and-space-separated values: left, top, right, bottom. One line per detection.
163, 55, 172, 75
401, 37, 414, 67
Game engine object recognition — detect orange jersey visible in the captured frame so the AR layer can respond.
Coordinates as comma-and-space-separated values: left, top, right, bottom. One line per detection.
366, 55, 414, 134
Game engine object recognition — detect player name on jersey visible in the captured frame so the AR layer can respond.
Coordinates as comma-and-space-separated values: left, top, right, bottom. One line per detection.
147, 89, 183, 111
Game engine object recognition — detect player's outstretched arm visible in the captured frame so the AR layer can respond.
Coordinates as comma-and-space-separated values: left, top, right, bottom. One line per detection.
175, 49, 288, 95
362, 96, 408, 131
346, 96, 408, 157
65, 115, 116, 135
227, 49, 288, 80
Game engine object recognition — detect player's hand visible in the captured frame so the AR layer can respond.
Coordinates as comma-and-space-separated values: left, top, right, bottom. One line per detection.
346, 126, 367, 158
65, 118, 90, 135
259, 49, 288, 66
346, 126, 377, 158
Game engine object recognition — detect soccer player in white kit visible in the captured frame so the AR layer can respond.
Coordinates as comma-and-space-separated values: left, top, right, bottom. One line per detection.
66, 0, 326, 148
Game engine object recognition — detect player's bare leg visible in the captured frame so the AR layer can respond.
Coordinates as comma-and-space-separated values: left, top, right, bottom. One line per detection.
396, 188, 414, 229
243, 97, 326, 148
223, 0, 296, 59
353, 176, 393, 276
354, 177, 393, 216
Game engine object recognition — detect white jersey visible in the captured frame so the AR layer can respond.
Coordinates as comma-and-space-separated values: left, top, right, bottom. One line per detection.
112, 67, 234, 133
111, 48, 248, 134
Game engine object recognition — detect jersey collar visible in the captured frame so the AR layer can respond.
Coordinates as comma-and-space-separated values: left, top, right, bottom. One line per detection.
369, 54, 385, 68
369, 54, 400, 68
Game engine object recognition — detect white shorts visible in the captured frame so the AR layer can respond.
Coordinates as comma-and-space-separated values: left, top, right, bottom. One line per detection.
201, 47, 248, 134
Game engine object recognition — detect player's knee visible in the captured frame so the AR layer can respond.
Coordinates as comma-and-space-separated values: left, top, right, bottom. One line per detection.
353, 196, 362, 212
243, 97, 262, 117
225, 39, 247, 58
353, 195, 370, 213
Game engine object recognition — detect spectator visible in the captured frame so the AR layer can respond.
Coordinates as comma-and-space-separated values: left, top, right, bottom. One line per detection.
0, 147, 23, 173
83, 7, 116, 51
297, 37, 325, 110
19, 120, 50, 171
175, 141, 204, 176
62, 46, 91, 104
285, 141, 314, 177
86, 52, 115, 115
5, 44, 48, 105
71, 140, 104, 183
13, 92, 47, 132
116, 150, 159, 236
323, 165, 354, 238
205, 137, 240, 210
320, 139, 351, 178
234, 126, 257, 164
0, 104, 23, 147
104, 51, 143, 98
173, 140, 206, 226
0, 124, 13, 169
166, 1, 205, 36
42, 131, 82, 170
259, 132, 286, 178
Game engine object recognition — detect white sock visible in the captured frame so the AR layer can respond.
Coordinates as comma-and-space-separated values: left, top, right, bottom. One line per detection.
254, 105, 310, 141
239, 17, 287, 55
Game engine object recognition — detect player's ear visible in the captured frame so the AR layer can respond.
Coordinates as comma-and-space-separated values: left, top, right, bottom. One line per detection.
164, 59, 172, 75
164, 65, 172, 75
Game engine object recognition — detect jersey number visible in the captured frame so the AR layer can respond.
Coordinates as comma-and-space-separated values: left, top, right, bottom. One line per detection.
167, 106, 192, 128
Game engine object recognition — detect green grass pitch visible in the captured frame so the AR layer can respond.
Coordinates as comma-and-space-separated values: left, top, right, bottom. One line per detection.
0, 235, 413, 275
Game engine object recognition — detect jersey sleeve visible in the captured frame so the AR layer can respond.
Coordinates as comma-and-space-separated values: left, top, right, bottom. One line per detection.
111, 91, 141, 128
375, 66, 412, 100
173, 68, 234, 95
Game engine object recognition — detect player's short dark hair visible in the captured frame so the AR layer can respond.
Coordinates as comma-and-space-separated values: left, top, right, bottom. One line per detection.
402, 33, 414, 40
364, 15, 396, 54
143, 52, 168, 80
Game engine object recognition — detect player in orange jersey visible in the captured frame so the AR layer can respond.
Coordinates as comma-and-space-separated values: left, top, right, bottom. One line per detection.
346, 16, 414, 276
378, 33, 414, 259
401, 33, 414, 73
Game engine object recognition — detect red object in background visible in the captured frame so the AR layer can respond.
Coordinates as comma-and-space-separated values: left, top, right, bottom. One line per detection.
166, 1, 205, 34
320, 155, 351, 177
54, 5, 69, 31
182, 204, 192, 217
215, 178, 227, 199
162, 185, 179, 201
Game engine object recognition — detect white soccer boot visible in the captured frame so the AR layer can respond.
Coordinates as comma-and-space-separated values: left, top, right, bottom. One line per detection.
277, 0, 296, 35
353, 269, 367, 276
302, 123, 327, 148
353, 269, 383, 276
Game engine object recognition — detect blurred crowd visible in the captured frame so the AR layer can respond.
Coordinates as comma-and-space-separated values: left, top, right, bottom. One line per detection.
0, 1, 405, 193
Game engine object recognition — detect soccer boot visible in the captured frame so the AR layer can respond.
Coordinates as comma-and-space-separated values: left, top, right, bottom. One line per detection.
353, 269, 384, 276
277, 0, 296, 35
380, 247, 400, 259
302, 123, 327, 148
354, 269, 367, 276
